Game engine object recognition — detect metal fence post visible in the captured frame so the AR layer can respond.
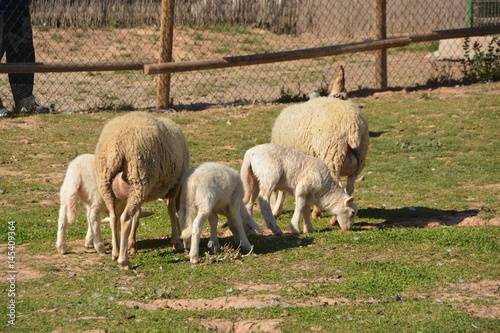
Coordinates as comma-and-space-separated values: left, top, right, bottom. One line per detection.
374, 0, 387, 90
156, 0, 175, 110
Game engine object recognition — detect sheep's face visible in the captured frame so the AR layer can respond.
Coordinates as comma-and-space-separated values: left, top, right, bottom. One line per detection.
335, 197, 357, 231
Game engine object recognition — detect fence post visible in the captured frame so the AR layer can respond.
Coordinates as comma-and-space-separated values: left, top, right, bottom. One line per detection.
156, 0, 175, 110
374, 0, 387, 90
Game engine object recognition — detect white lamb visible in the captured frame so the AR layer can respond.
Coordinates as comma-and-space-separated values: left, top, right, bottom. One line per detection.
177, 162, 263, 264
56, 154, 152, 255
95, 112, 190, 269
241, 143, 357, 235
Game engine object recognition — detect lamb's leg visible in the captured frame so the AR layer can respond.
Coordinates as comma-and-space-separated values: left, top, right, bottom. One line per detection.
226, 205, 252, 253
258, 190, 283, 235
290, 193, 307, 235
271, 191, 285, 217
190, 210, 210, 264
88, 206, 105, 254
167, 198, 184, 250
56, 205, 68, 255
245, 177, 260, 218
302, 204, 315, 234
208, 213, 220, 252
84, 207, 93, 249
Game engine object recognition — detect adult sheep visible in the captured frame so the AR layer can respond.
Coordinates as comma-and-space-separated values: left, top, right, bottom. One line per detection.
271, 69, 368, 219
95, 112, 190, 269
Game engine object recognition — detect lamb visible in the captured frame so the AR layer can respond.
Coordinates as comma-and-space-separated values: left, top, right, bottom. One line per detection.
95, 111, 190, 269
241, 143, 357, 235
271, 67, 368, 219
177, 162, 263, 263
56, 154, 152, 255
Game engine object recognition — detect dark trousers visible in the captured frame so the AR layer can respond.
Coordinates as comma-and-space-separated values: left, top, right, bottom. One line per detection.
0, 8, 35, 106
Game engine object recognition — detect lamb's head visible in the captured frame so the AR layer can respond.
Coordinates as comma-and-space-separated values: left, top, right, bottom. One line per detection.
332, 196, 357, 230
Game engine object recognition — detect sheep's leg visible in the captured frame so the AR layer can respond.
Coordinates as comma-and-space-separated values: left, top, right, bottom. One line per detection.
128, 210, 140, 254
290, 194, 307, 235
84, 207, 94, 249
302, 204, 315, 234
227, 205, 252, 253
190, 210, 210, 264
109, 208, 119, 261
245, 177, 260, 218
208, 213, 220, 252
258, 190, 283, 235
118, 203, 139, 270
311, 205, 322, 218
88, 206, 106, 254
167, 198, 184, 250
56, 206, 68, 255
271, 191, 285, 217
345, 174, 355, 196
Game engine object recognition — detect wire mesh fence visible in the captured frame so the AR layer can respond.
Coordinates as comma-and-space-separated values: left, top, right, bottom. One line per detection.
0, 0, 497, 113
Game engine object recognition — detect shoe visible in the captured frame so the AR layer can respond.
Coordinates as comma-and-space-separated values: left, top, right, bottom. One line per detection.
14, 96, 50, 115
0, 107, 11, 118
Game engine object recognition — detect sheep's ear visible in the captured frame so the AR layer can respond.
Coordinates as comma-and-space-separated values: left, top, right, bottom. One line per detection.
344, 196, 355, 206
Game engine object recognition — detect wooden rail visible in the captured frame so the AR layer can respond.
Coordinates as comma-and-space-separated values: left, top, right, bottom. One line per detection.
1, 26, 499, 75
144, 25, 500, 75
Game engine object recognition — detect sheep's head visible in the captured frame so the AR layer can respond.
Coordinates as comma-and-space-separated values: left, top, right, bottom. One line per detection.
334, 196, 357, 231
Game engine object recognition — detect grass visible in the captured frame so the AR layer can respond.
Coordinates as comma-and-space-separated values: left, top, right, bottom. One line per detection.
0, 83, 499, 332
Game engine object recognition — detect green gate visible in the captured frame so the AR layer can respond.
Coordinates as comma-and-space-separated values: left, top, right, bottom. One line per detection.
467, 0, 500, 27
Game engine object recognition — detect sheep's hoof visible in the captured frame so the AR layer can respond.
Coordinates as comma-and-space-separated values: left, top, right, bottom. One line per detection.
312, 208, 322, 219
119, 259, 132, 270
172, 242, 184, 251
56, 244, 67, 255
272, 228, 283, 236
190, 256, 199, 264
95, 243, 106, 254
329, 216, 338, 226
128, 243, 137, 254
303, 227, 315, 234
112, 254, 118, 261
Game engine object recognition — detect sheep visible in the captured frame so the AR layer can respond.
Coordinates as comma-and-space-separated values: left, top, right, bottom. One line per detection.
241, 143, 357, 235
56, 154, 152, 255
271, 69, 368, 219
177, 162, 263, 263
95, 112, 190, 269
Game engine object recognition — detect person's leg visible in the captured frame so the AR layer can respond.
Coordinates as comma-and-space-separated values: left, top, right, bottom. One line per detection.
5, 9, 48, 114
0, 13, 10, 117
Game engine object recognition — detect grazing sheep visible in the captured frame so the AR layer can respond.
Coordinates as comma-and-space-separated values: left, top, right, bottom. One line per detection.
56, 154, 152, 255
178, 162, 262, 264
95, 112, 190, 269
271, 71, 368, 219
241, 143, 357, 235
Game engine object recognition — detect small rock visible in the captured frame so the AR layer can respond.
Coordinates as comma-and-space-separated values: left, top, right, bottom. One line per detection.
133, 305, 139, 310
122, 313, 135, 320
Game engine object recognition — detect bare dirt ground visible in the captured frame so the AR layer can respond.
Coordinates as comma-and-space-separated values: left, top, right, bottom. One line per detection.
1, 26, 465, 113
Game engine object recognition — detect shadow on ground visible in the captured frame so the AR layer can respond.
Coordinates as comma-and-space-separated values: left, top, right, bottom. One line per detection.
356, 207, 499, 228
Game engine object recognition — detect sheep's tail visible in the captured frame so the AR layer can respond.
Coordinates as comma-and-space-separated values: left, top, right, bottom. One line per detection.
56, 171, 81, 254
178, 183, 196, 241
58, 171, 81, 225
240, 151, 257, 207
